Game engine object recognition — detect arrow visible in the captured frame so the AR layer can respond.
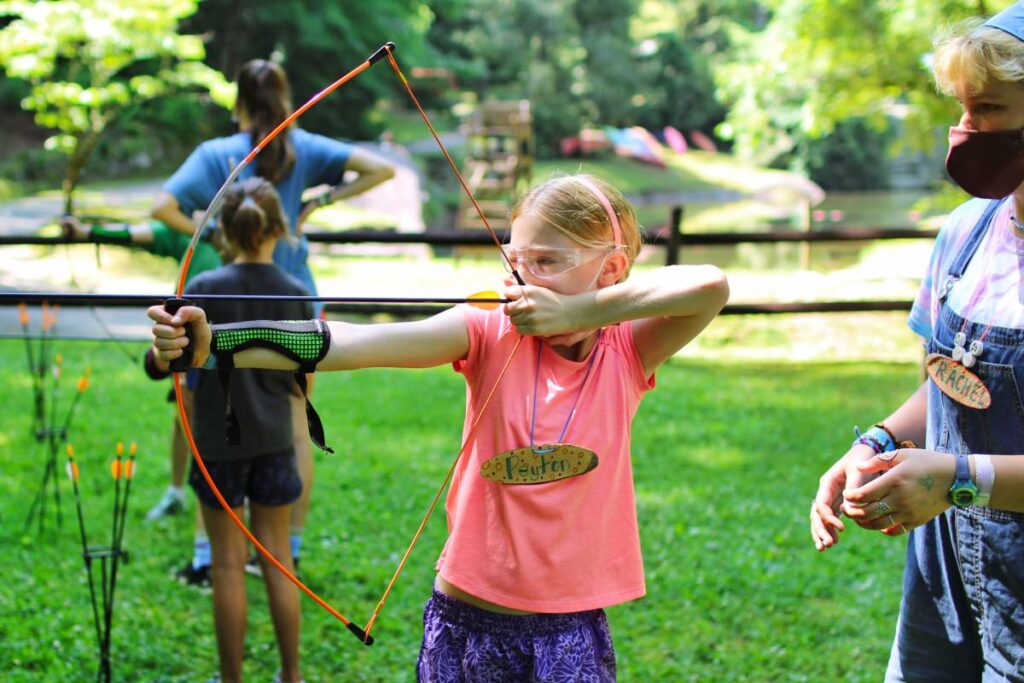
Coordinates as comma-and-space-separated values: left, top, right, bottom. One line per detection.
0, 291, 508, 308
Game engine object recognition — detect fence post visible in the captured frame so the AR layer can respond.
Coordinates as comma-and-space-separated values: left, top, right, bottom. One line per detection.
666, 205, 683, 266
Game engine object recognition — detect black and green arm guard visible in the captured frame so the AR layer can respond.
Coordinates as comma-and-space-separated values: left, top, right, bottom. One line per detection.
209, 319, 331, 373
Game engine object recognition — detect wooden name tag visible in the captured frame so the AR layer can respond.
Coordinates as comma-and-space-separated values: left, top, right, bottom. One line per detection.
926, 353, 991, 409
480, 445, 598, 485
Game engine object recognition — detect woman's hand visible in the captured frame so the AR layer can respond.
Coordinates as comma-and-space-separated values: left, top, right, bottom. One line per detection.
147, 304, 211, 369
842, 449, 956, 536
810, 444, 879, 551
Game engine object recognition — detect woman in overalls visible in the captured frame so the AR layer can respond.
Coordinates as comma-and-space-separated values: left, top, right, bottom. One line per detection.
810, 4, 1024, 681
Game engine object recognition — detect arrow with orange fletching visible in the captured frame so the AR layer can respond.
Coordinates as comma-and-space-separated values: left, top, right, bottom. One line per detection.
65, 444, 104, 657
0, 290, 508, 308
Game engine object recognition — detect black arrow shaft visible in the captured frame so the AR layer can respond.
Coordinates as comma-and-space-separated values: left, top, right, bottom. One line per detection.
0, 292, 507, 306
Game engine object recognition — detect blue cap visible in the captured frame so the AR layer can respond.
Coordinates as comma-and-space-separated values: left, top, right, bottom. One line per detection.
985, 2, 1024, 42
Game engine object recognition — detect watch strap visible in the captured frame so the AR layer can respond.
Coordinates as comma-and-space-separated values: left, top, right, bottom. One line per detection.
949, 452, 978, 508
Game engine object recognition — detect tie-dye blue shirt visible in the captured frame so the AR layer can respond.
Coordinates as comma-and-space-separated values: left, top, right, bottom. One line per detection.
908, 198, 1024, 341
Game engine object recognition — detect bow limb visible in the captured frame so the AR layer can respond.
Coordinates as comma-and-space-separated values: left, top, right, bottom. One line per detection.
169, 372, 373, 643
165, 44, 398, 647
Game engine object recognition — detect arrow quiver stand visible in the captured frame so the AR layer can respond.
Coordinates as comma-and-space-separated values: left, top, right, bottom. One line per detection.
21, 305, 89, 535
67, 443, 135, 683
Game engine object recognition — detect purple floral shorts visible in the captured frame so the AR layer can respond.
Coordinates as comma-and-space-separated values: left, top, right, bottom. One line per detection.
417, 589, 617, 682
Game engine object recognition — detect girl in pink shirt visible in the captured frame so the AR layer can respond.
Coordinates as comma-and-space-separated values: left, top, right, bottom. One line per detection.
149, 174, 729, 682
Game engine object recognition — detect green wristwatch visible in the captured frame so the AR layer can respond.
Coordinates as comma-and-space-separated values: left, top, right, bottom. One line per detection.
948, 452, 978, 508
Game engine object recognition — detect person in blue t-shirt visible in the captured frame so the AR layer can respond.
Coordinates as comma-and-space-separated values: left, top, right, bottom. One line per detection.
151, 58, 395, 581
153, 58, 395, 300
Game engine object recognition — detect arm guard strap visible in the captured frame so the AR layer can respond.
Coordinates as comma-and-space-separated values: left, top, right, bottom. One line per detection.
209, 319, 334, 453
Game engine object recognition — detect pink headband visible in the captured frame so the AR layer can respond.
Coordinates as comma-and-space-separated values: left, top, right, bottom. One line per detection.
574, 177, 623, 247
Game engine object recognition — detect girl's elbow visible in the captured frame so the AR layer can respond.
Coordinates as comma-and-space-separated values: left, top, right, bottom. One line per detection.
694, 265, 729, 311
710, 268, 730, 310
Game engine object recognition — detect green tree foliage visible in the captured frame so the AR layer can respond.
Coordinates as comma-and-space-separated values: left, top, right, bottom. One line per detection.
181, 0, 435, 141
429, 0, 744, 155
0, 0, 232, 213
715, 0, 994, 175
630, 0, 761, 138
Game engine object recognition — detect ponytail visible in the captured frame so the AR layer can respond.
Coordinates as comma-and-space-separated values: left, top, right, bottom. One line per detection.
220, 177, 289, 256
236, 60, 297, 184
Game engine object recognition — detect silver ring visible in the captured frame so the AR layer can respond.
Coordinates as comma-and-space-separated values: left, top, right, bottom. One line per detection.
886, 514, 896, 527
877, 500, 892, 515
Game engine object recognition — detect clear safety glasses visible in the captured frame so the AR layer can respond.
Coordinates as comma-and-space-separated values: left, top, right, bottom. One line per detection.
506, 246, 618, 279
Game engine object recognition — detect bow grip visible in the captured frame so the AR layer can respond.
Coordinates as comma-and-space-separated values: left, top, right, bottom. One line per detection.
164, 297, 195, 373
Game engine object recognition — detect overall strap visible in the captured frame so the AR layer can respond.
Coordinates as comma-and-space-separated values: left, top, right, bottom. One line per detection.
941, 199, 1006, 301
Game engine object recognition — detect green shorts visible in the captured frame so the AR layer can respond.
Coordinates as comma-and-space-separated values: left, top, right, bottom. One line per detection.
147, 221, 222, 281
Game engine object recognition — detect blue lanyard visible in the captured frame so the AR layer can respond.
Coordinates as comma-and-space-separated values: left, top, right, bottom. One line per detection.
528, 331, 601, 453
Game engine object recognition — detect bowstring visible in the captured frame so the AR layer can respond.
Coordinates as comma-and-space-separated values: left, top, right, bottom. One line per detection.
362, 48, 528, 640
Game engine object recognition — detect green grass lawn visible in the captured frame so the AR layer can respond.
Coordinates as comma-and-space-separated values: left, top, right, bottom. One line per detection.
0, 337, 918, 682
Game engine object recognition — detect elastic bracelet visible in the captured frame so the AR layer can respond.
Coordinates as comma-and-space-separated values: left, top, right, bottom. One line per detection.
972, 454, 995, 507
852, 425, 896, 454
201, 352, 218, 370
874, 423, 897, 447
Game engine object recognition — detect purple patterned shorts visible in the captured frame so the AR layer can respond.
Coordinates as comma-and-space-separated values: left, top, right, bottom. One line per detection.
417, 589, 617, 682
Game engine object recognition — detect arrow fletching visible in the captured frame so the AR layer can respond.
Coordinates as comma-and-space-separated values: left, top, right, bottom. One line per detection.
116, 442, 124, 457
129, 442, 137, 456
65, 444, 79, 481
111, 459, 121, 480
123, 460, 135, 480
466, 290, 502, 311
18, 303, 28, 326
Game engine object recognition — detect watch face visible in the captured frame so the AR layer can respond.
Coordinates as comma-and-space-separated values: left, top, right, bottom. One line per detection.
951, 484, 978, 507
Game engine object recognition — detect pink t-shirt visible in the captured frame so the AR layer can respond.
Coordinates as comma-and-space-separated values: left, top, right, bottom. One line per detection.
437, 305, 655, 613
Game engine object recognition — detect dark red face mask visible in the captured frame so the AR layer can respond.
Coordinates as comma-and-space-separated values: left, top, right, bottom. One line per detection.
946, 126, 1024, 199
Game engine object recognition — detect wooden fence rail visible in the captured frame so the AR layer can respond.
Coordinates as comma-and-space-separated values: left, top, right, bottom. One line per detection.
0, 205, 938, 316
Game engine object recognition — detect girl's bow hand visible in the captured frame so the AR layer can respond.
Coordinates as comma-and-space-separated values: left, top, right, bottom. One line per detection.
842, 448, 956, 536
147, 304, 211, 369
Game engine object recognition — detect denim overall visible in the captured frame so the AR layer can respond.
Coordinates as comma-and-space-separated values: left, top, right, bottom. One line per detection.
886, 199, 1024, 682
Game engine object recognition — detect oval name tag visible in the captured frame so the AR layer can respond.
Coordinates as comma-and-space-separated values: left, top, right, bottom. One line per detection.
480, 444, 598, 485
925, 353, 991, 410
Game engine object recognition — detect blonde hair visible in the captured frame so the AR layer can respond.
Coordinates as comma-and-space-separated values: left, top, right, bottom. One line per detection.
510, 174, 642, 280
933, 18, 1024, 96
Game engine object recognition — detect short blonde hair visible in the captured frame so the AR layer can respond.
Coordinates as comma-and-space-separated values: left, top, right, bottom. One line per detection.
933, 18, 1024, 96
510, 174, 642, 279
